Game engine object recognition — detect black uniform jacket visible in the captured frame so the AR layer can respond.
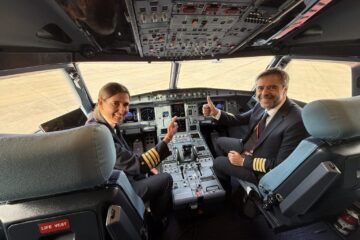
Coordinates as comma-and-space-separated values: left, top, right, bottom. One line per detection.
218, 98, 308, 174
86, 108, 171, 176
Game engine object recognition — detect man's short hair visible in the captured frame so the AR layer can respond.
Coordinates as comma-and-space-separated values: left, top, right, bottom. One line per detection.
256, 68, 289, 87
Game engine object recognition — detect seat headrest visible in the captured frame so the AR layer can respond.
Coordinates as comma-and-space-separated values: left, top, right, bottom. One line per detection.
0, 124, 115, 202
302, 96, 360, 139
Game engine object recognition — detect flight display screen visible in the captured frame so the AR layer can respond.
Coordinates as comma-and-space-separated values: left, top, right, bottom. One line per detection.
124, 108, 138, 122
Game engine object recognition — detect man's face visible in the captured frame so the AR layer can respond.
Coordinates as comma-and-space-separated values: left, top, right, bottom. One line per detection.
98, 92, 129, 127
256, 74, 288, 110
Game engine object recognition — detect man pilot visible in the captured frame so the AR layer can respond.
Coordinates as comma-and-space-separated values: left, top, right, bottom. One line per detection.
202, 68, 308, 193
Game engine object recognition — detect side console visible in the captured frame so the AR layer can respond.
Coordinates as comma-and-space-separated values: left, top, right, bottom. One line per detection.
160, 131, 225, 209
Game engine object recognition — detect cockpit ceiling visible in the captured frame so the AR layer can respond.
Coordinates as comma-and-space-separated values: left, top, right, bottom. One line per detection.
2, 0, 352, 66
133, 0, 275, 58
128, 0, 305, 59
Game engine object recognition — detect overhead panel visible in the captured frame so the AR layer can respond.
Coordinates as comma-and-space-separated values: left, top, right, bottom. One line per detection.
133, 0, 279, 59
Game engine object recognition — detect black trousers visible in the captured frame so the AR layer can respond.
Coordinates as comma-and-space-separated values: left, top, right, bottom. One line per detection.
213, 137, 257, 192
131, 172, 173, 219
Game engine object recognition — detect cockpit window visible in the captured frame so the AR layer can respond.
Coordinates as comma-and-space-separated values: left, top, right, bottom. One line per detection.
78, 62, 171, 99
0, 69, 79, 133
177, 56, 273, 90
78, 58, 273, 99
285, 59, 352, 102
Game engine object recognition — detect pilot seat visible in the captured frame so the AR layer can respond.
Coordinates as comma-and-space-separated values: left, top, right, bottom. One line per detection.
0, 125, 147, 240
238, 96, 360, 230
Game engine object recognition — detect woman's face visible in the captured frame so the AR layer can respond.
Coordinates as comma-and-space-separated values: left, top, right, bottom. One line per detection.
98, 92, 130, 127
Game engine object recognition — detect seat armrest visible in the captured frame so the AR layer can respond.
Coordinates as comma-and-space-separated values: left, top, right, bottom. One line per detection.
279, 161, 341, 217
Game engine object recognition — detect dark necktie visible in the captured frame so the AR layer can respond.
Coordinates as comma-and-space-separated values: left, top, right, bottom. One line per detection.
243, 112, 268, 152
256, 112, 269, 139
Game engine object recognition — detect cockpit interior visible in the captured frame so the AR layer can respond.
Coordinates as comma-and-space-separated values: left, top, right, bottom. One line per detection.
1, 0, 360, 240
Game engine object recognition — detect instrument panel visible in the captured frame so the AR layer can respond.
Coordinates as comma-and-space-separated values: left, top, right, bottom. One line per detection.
124, 88, 251, 136
121, 88, 252, 208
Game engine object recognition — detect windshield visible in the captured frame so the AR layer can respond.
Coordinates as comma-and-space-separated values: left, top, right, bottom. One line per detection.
0, 69, 79, 133
78, 57, 273, 100
178, 56, 273, 90
77, 57, 351, 104
78, 62, 172, 100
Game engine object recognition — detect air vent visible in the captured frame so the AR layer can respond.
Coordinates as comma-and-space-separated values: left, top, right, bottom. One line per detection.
36, 24, 72, 43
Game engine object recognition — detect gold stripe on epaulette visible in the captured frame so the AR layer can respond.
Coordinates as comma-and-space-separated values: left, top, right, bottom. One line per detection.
142, 153, 154, 169
152, 148, 161, 162
257, 158, 262, 171
261, 159, 266, 172
252, 158, 257, 171
149, 148, 159, 164
150, 148, 160, 163
145, 152, 156, 167
147, 150, 158, 164
256, 158, 261, 172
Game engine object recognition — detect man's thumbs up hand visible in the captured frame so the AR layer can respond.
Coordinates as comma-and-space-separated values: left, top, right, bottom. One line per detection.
202, 96, 219, 117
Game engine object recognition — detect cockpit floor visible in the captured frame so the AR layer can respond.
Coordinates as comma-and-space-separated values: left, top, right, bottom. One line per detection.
159, 201, 344, 240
